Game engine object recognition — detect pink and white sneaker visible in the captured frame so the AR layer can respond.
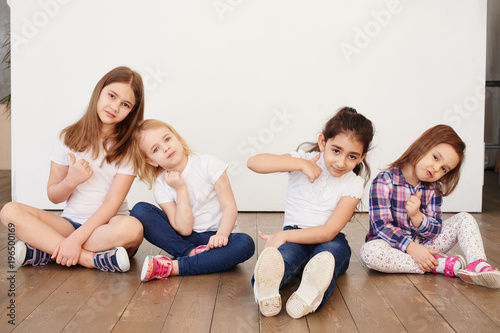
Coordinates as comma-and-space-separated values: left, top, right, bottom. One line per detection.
141, 255, 173, 282
458, 259, 500, 289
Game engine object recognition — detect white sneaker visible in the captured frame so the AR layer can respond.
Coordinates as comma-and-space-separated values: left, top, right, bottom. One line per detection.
254, 247, 284, 317
286, 251, 335, 319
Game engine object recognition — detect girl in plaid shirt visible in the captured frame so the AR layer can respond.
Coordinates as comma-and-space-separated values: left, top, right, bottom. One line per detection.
360, 125, 500, 289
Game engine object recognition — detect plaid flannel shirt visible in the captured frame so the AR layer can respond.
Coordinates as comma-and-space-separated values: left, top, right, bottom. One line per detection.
366, 166, 443, 252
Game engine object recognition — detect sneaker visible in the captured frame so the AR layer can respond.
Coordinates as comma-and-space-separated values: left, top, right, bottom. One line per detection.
457, 259, 500, 289
431, 253, 466, 277
93, 247, 130, 273
15, 241, 52, 267
286, 251, 335, 319
141, 255, 173, 282
253, 247, 284, 317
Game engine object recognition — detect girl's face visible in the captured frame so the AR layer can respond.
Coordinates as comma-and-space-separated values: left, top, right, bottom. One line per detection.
412, 143, 460, 183
318, 132, 366, 178
96, 82, 136, 132
140, 126, 188, 172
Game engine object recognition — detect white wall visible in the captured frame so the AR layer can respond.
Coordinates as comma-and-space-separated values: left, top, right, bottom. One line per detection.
11, 0, 486, 212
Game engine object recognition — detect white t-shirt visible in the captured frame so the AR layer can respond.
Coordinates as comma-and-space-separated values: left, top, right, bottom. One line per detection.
153, 153, 234, 233
284, 150, 364, 229
50, 138, 135, 224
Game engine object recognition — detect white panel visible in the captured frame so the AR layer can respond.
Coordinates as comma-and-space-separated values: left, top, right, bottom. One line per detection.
11, 0, 487, 212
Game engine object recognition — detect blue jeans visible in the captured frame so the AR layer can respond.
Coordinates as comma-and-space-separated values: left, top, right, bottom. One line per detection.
254, 225, 351, 310
130, 202, 255, 276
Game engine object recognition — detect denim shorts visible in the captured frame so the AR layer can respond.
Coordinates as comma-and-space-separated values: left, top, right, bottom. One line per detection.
62, 217, 82, 230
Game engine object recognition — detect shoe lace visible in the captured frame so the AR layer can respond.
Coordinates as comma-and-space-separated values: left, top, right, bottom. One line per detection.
154, 257, 173, 278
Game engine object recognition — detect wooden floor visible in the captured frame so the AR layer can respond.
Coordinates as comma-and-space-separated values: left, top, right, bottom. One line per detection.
1, 169, 500, 332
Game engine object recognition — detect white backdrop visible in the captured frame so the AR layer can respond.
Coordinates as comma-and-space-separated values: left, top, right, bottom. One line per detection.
10, 0, 486, 212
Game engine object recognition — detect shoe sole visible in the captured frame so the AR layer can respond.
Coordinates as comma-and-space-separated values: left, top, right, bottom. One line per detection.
458, 269, 500, 289
141, 256, 154, 281
254, 247, 284, 317
14, 241, 27, 267
115, 247, 130, 273
286, 251, 335, 319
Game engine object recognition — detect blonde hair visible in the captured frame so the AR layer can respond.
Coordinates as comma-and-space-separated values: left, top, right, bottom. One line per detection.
61, 66, 145, 166
132, 119, 192, 188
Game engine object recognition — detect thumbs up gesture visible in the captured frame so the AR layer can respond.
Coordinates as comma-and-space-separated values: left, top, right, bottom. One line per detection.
405, 189, 422, 218
66, 153, 93, 187
300, 154, 322, 183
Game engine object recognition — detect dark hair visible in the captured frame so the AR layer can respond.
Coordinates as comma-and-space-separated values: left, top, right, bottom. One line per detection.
391, 124, 465, 196
299, 106, 374, 183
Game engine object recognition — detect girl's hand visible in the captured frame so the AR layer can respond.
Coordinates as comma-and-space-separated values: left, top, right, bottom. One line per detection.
259, 230, 286, 249
406, 242, 438, 272
208, 234, 229, 249
51, 237, 82, 267
67, 153, 93, 187
406, 190, 421, 217
300, 154, 322, 183
164, 171, 186, 190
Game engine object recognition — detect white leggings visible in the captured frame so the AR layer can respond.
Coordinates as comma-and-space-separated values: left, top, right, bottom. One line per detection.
359, 212, 486, 274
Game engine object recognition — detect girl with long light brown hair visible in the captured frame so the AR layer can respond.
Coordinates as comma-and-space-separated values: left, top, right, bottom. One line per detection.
0, 66, 145, 273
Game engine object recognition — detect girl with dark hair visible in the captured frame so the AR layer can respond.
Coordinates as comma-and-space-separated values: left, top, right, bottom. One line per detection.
247, 107, 374, 319
0, 66, 145, 273
360, 125, 500, 289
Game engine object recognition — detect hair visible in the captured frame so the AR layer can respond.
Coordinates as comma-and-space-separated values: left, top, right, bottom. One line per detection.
132, 119, 192, 189
60, 66, 145, 166
299, 106, 374, 183
391, 124, 465, 196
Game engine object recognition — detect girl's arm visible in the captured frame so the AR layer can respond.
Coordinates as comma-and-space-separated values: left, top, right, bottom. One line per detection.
47, 153, 93, 203
51, 173, 135, 266
208, 171, 238, 249
247, 153, 321, 183
260, 196, 360, 248
160, 171, 194, 236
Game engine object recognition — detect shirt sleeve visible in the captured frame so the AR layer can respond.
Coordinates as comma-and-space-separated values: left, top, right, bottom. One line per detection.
415, 187, 443, 240
341, 174, 364, 199
49, 137, 70, 166
117, 157, 135, 176
202, 154, 228, 184
369, 172, 413, 252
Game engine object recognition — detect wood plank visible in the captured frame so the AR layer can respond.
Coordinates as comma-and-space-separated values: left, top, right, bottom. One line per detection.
407, 273, 500, 332
0, 266, 72, 332
210, 213, 259, 333
337, 259, 407, 332
11, 268, 107, 333
161, 274, 220, 333
306, 286, 358, 332
111, 240, 180, 332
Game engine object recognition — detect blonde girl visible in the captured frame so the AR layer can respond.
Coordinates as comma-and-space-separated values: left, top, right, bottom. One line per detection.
0, 66, 145, 272
360, 125, 500, 289
130, 119, 254, 281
